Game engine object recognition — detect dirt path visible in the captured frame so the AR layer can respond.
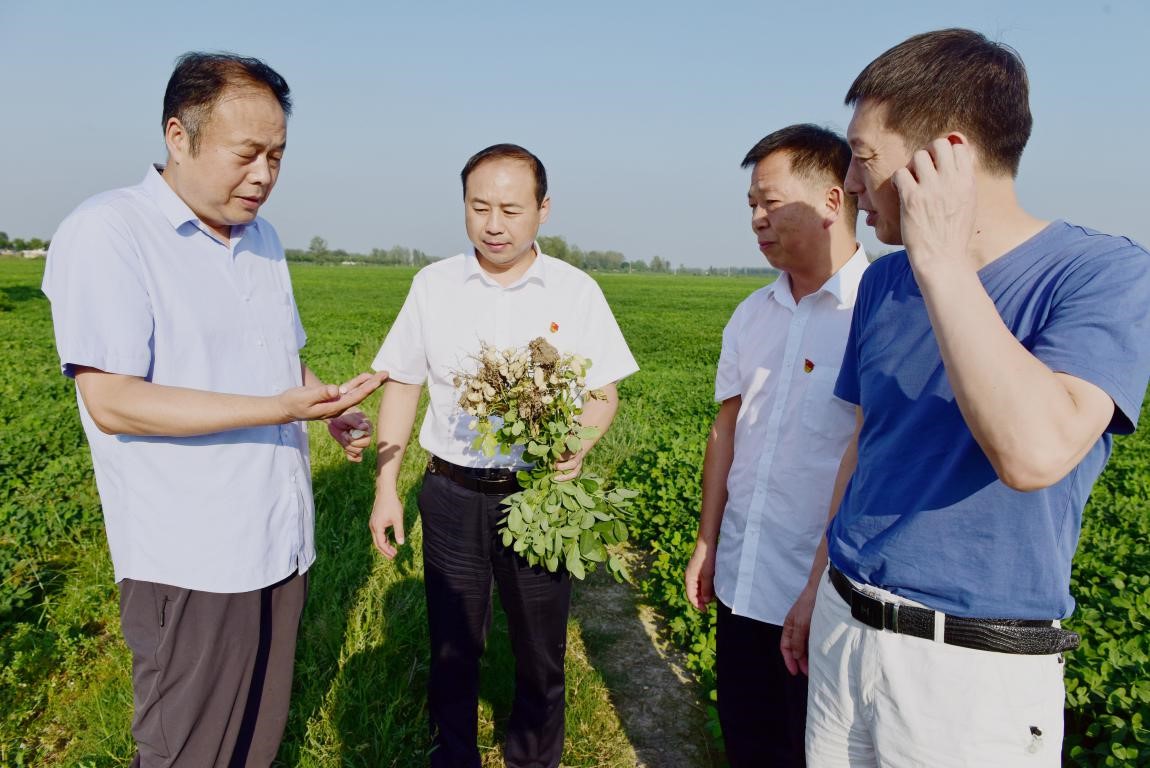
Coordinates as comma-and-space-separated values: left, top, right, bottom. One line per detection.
571, 559, 719, 767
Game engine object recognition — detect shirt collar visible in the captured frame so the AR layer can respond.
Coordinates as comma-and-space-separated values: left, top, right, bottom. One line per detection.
462, 241, 549, 288
140, 164, 247, 243
766, 243, 869, 307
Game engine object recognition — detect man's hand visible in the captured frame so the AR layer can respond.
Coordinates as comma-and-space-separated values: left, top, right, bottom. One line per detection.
277, 372, 386, 423
684, 541, 716, 612
780, 579, 819, 676
554, 447, 588, 482
892, 137, 977, 271
369, 489, 406, 560
328, 410, 372, 462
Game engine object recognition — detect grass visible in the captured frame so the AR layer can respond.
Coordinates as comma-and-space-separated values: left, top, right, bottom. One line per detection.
1, 259, 759, 767
11, 255, 1150, 765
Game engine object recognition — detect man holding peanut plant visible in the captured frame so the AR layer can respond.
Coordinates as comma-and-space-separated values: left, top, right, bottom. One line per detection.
684, 124, 866, 766
368, 144, 637, 768
42, 53, 384, 767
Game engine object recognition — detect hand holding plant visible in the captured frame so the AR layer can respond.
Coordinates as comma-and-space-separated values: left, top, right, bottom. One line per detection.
455, 337, 636, 581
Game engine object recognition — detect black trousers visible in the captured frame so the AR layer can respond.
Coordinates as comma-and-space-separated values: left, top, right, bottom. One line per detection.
716, 598, 808, 768
418, 470, 572, 768
119, 570, 307, 768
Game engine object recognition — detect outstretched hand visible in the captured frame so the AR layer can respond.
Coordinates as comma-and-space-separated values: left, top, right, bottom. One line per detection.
277, 372, 387, 423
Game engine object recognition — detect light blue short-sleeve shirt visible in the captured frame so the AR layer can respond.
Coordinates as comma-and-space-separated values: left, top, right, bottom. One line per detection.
42, 166, 315, 593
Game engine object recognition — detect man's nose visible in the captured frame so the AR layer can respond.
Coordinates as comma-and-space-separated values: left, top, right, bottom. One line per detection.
844, 158, 863, 195
751, 206, 770, 231
248, 155, 273, 185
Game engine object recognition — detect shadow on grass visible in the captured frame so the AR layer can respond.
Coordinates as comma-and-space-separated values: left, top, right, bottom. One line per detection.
279, 456, 425, 766
323, 574, 430, 767
570, 562, 719, 767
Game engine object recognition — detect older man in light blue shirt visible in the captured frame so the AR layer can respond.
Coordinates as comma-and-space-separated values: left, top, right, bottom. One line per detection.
42, 53, 383, 767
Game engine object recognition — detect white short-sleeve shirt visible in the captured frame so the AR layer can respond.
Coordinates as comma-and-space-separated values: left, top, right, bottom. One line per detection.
372, 250, 639, 468
41, 166, 315, 593
714, 246, 868, 625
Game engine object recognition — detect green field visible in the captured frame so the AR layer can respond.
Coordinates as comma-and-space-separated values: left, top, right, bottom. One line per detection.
2, 258, 1148, 766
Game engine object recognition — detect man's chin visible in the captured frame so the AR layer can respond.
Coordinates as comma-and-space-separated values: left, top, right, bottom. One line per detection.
875, 224, 903, 247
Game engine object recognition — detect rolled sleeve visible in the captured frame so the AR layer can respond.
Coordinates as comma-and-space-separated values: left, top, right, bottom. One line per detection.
42, 205, 154, 378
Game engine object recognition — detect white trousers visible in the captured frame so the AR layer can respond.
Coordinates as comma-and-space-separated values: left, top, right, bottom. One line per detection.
806, 570, 1065, 767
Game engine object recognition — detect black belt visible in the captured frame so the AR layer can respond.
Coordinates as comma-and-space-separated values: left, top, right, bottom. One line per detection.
427, 456, 521, 495
828, 565, 1079, 655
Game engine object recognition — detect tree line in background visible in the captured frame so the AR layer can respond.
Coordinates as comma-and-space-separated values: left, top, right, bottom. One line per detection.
287, 234, 777, 277
0, 232, 49, 251
284, 237, 439, 267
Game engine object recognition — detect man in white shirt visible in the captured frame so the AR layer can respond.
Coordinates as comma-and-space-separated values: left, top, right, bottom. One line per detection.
369, 144, 638, 768
683, 125, 866, 767
42, 53, 383, 767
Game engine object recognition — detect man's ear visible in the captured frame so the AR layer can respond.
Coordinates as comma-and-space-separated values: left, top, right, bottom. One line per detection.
165, 117, 190, 164
538, 196, 551, 225
823, 185, 845, 229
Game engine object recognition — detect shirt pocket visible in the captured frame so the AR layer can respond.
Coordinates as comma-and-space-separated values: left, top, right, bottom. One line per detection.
800, 365, 855, 443
250, 289, 298, 351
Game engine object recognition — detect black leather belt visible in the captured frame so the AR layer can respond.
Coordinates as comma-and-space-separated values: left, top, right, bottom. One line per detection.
828, 565, 1079, 655
427, 456, 521, 495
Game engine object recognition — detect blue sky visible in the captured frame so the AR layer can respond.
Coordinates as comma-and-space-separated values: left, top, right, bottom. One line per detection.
2, 0, 1146, 268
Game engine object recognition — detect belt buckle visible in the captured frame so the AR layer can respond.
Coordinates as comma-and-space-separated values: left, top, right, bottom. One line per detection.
850, 592, 885, 630
885, 601, 899, 633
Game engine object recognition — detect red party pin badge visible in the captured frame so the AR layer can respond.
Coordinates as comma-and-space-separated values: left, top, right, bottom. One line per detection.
803, 359, 815, 373
550, 321, 560, 333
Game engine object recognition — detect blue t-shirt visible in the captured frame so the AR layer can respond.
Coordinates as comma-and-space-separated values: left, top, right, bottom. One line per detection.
829, 221, 1150, 619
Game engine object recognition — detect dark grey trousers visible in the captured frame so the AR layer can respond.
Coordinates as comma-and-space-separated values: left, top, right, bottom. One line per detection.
419, 470, 572, 768
119, 570, 307, 768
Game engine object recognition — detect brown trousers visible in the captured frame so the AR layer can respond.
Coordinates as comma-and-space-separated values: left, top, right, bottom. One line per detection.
119, 570, 307, 768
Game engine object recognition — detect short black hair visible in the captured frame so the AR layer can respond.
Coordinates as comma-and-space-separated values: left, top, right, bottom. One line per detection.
163, 52, 292, 155
461, 144, 548, 206
845, 28, 1031, 176
742, 124, 857, 224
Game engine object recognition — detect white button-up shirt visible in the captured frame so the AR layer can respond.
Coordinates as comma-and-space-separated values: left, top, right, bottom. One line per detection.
713, 246, 868, 625
372, 250, 639, 468
42, 166, 315, 593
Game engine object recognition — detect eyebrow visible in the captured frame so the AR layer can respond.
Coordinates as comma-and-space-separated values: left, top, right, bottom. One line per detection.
234, 139, 287, 152
469, 198, 525, 208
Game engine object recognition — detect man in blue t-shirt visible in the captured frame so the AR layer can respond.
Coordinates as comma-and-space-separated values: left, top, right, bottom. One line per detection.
778, 29, 1150, 767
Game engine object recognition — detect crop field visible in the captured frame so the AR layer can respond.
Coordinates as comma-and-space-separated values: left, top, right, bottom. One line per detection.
1, 256, 1147, 766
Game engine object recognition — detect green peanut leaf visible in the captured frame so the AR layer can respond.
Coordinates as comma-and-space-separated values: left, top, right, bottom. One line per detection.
508, 506, 524, 533
566, 544, 586, 580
